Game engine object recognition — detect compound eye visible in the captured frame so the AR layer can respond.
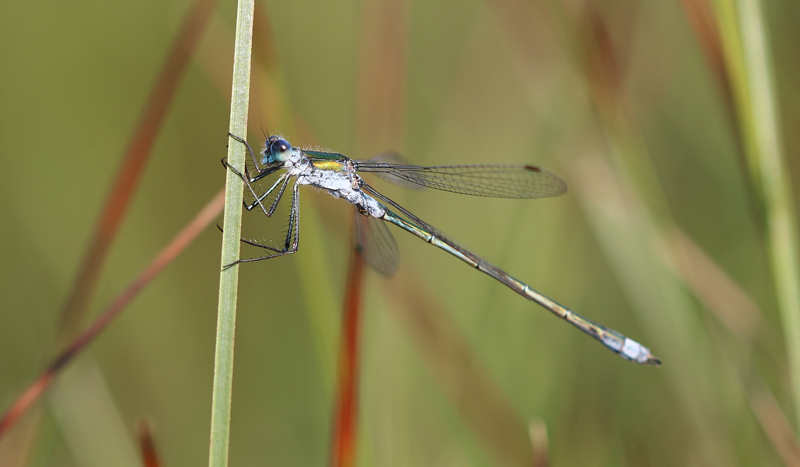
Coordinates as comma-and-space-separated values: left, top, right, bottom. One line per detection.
269, 139, 292, 162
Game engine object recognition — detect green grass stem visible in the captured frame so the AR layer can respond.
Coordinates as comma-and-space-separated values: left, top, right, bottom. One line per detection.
209, 1, 255, 466
729, 0, 800, 429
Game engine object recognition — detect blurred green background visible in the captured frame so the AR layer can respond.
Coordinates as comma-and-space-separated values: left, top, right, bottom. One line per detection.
2, 0, 800, 465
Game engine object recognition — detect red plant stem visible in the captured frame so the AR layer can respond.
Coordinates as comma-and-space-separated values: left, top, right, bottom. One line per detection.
138, 418, 163, 467
330, 245, 367, 467
0, 189, 225, 439
56, 0, 219, 342
677, 0, 735, 110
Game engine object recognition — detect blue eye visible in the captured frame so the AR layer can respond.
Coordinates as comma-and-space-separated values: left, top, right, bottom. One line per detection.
270, 139, 292, 162
271, 139, 290, 154
263, 138, 293, 164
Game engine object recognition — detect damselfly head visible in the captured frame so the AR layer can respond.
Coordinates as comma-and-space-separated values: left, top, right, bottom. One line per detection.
263, 136, 293, 164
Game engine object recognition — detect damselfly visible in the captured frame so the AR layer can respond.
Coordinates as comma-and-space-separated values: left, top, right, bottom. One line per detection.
223, 134, 660, 365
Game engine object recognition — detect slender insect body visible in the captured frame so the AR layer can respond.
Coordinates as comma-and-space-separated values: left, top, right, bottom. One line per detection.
229, 134, 660, 366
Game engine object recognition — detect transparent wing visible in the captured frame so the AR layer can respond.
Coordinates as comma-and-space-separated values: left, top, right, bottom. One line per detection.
359, 152, 425, 191
354, 210, 400, 277
361, 183, 470, 256
355, 163, 567, 198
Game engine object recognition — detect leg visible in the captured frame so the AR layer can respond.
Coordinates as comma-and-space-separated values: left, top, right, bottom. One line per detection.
223, 131, 280, 187
245, 173, 289, 216
227, 132, 262, 173
221, 158, 274, 215
264, 175, 291, 216
223, 182, 301, 268
221, 151, 286, 215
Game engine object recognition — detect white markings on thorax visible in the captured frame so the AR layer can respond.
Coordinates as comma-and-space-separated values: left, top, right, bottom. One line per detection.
288, 153, 386, 218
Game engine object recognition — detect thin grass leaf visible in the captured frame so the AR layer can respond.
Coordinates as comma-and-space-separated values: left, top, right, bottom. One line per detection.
355, 0, 409, 151
137, 418, 162, 467
330, 244, 367, 467
0, 190, 225, 439
730, 0, 800, 430
209, 1, 255, 466
528, 419, 549, 467
383, 273, 533, 467
568, 154, 737, 465
677, 0, 738, 122
56, 0, 220, 344
746, 376, 800, 467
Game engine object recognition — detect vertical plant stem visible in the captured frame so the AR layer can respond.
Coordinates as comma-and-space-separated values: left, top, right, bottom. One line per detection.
734, 0, 800, 429
330, 244, 367, 467
137, 418, 163, 467
209, 1, 254, 466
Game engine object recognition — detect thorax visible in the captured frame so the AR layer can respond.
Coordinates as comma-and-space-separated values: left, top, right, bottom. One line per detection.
287, 152, 384, 218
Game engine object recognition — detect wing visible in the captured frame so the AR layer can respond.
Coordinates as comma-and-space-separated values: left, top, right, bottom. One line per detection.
358, 152, 426, 191
355, 163, 567, 199
354, 210, 400, 277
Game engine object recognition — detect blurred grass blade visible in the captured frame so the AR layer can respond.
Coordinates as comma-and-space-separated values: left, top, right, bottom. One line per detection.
747, 376, 800, 466
330, 241, 367, 467
355, 0, 409, 152
726, 0, 800, 429
48, 358, 140, 467
194, 7, 290, 137
0, 408, 40, 466
665, 227, 761, 342
57, 0, 219, 344
528, 419, 549, 467
137, 418, 162, 467
383, 273, 533, 467
0, 190, 225, 439
568, 154, 735, 465
327, 0, 411, 461
208, 0, 254, 466
531, 6, 727, 461
677, 0, 738, 124
249, 6, 291, 133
